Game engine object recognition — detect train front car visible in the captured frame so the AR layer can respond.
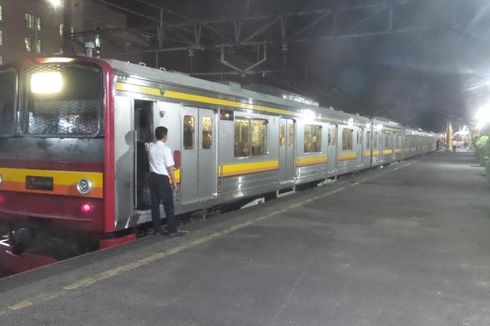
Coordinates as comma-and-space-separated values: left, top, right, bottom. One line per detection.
0, 57, 114, 273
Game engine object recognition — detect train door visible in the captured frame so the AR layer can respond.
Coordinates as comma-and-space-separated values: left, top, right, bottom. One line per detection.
356, 128, 363, 168
134, 100, 154, 210
327, 125, 337, 174
364, 129, 371, 167
181, 107, 217, 205
279, 118, 295, 183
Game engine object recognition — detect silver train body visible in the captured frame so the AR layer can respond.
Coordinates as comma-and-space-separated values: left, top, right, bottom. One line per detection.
109, 59, 436, 230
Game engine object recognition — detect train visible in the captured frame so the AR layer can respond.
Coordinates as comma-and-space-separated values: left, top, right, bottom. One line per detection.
0, 56, 436, 273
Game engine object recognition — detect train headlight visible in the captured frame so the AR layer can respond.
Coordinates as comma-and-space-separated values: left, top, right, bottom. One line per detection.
77, 179, 93, 195
31, 71, 64, 94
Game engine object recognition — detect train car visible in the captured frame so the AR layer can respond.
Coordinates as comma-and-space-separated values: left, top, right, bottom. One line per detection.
371, 117, 408, 164
0, 56, 436, 273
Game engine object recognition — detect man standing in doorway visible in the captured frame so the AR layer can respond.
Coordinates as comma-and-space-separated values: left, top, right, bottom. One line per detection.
145, 126, 179, 236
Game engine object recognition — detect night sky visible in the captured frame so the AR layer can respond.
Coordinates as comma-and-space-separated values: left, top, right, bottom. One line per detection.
105, 0, 490, 131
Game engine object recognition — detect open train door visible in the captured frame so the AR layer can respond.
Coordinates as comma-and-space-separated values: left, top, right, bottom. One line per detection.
180, 107, 218, 205
279, 118, 296, 184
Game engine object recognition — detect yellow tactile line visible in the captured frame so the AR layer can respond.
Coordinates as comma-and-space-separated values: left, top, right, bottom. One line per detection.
0, 160, 416, 318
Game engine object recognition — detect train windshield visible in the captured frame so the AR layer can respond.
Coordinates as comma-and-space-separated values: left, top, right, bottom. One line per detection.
0, 70, 17, 137
23, 64, 103, 137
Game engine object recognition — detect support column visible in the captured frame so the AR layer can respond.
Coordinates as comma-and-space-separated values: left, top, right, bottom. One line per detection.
447, 121, 453, 151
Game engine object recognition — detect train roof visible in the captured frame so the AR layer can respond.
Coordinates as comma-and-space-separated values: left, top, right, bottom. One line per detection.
104, 58, 371, 124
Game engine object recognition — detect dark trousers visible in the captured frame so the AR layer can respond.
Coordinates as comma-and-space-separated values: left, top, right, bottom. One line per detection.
149, 172, 177, 234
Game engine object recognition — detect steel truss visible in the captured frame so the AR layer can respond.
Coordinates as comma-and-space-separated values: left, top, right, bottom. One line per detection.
81, 0, 449, 75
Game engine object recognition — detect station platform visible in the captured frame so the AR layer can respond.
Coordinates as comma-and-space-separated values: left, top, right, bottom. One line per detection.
0, 152, 489, 326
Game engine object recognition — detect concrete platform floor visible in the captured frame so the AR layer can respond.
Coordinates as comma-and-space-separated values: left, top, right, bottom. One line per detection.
0, 152, 489, 326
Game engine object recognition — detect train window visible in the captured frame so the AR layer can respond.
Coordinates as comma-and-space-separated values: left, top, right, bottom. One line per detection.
24, 64, 103, 137
328, 127, 336, 146
373, 132, 378, 148
366, 131, 371, 149
235, 118, 268, 156
396, 135, 402, 148
202, 116, 212, 149
304, 125, 322, 153
234, 118, 251, 157
250, 119, 268, 155
279, 125, 286, 146
288, 123, 295, 148
0, 70, 16, 137
342, 128, 353, 150
183, 115, 195, 149
220, 109, 234, 121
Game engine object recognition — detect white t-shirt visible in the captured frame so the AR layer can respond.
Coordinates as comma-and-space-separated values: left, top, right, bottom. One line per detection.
145, 141, 175, 176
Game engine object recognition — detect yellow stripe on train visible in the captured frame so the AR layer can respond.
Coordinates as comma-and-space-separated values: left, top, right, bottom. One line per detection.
219, 160, 279, 177
0, 168, 103, 199
337, 152, 357, 161
296, 155, 328, 167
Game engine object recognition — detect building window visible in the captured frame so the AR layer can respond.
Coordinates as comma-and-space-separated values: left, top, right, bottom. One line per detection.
234, 118, 268, 157
0, 30, 3, 46
25, 13, 35, 30
36, 16, 42, 31
0, 56, 3, 65
25, 37, 32, 52
304, 124, 322, 153
36, 39, 42, 53
202, 116, 212, 149
183, 116, 195, 150
0, 5, 3, 21
342, 128, 353, 151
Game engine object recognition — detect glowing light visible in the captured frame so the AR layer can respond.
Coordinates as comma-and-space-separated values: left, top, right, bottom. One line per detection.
80, 203, 94, 215
365, 123, 372, 129
454, 125, 469, 137
31, 71, 63, 94
40, 57, 73, 64
48, 0, 62, 8
347, 118, 354, 127
302, 109, 316, 123
374, 124, 384, 131
475, 104, 490, 129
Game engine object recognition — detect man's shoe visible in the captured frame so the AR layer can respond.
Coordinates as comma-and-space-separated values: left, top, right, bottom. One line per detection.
167, 230, 188, 238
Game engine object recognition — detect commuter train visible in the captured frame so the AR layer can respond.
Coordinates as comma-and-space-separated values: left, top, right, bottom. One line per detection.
0, 56, 436, 272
